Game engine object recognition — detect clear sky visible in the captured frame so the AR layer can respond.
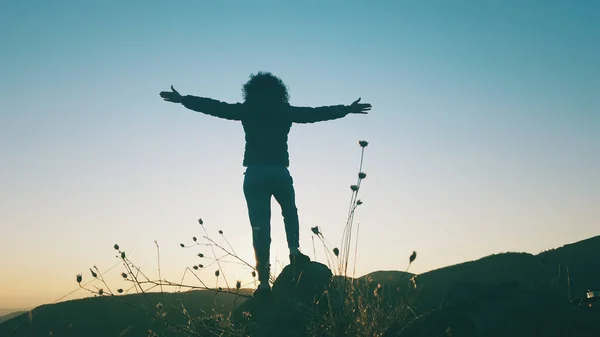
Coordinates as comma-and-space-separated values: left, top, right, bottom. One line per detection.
1, 0, 598, 309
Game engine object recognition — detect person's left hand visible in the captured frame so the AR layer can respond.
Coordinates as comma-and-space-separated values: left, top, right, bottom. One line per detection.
160, 85, 183, 103
349, 97, 371, 114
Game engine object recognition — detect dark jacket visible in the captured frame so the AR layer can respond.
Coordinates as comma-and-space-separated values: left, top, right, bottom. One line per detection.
181, 95, 351, 167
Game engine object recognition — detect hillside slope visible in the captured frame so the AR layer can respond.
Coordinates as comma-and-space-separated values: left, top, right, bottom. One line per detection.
1, 235, 598, 337
0, 289, 251, 337
412, 235, 600, 310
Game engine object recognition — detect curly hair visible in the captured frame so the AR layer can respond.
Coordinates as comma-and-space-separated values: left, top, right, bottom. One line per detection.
242, 71, 290, 104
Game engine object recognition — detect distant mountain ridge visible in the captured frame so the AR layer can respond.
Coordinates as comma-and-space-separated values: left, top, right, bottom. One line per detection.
0, 311, 27, 324
0, 309, 26, 317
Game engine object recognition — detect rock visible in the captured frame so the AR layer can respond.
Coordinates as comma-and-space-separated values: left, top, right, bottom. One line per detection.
272, 261, 333, 306
231, 262, 333, 336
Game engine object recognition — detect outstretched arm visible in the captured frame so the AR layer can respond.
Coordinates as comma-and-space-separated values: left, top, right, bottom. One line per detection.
289, 98, 371, 124
160, 86, 243, 121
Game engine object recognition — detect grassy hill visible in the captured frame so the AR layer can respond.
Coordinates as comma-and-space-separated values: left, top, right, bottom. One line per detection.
412, 235, 600, 310
1, 235, 598, 337
359, 270, 414, 284
0, 289, 251, 337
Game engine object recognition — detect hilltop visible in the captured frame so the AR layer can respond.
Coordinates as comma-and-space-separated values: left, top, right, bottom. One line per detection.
413, 235, 600, 310
1, 235, 598, 337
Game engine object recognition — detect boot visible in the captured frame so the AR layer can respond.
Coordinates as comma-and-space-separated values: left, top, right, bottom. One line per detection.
289, 250, 310, 266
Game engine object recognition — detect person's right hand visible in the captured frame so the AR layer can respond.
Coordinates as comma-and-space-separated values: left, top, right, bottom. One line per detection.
160, 85, 183, 103
349, 98, 371, 114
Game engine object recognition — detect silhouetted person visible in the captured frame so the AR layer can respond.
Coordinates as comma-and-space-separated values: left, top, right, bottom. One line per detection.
160, 72, 371, 297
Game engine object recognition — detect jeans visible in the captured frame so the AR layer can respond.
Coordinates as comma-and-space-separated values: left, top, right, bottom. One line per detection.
243, 165, 300, 283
